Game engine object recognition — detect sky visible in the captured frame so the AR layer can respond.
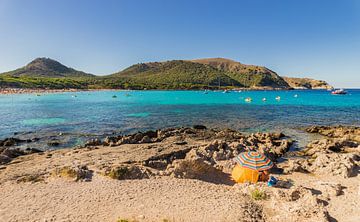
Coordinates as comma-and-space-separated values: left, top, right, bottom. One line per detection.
0, 0, 359, 88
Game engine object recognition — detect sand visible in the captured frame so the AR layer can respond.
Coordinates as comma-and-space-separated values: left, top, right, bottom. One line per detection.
0, 127, 359, 222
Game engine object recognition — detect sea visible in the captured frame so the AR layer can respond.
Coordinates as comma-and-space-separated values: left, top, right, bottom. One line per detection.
1, 89, 359, 150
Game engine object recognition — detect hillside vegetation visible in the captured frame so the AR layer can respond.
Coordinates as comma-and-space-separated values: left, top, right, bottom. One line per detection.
0, 57, 331, 90
283, 77, 333, 89
110, 60, 243, 89
191, 58, 289, 88
2, 58, 94, 78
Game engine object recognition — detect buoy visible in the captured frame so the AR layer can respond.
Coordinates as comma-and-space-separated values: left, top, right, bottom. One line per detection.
245, 97, 252, 102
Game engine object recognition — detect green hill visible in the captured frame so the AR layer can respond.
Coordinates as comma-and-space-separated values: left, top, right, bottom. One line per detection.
1, 58, 94, 78
191, 58, 289, 88
110, 60, 243, 89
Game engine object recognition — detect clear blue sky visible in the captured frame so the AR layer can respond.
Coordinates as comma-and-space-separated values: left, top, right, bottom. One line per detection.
0, 0, 359, 87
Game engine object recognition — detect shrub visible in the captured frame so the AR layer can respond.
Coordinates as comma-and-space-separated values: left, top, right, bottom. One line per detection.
250, 188, 267, 201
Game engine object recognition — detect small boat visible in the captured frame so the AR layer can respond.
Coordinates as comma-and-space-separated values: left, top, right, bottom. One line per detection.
223, 89, 230, 93
294, 94, 298, 98
262, 98, 267, 102
331, 89, 347, 95
112, 95, 117, 98
245, 97, 252, 102
275, 96, 281, 101
72, 95, 77, 98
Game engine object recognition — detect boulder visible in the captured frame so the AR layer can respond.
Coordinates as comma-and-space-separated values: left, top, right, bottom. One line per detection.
309, 153, 359, 178
193, 125, 207, 130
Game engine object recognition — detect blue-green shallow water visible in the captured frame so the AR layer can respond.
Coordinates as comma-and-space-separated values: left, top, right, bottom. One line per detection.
0, 89, 359, 149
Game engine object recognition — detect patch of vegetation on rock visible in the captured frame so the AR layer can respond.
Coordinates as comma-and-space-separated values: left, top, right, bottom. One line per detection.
51, 165, 91, 181
102, 165, 150, 180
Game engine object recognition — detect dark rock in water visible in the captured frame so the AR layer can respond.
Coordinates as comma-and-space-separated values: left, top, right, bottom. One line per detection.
140, 136, 152, 143
25, 148, 43, 154
47, 140, 60, 146
0, 137, 39, 147
193, 125, 207, 130
31, 138, 40, 142
306, 125, 360, 142
143, 130, 158, 138
0, 154, 11, 164
1, 148, 25, 158
0, 138, 24, 146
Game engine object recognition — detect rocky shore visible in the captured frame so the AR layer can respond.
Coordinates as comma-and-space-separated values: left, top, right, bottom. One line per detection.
0, 126, 359, 222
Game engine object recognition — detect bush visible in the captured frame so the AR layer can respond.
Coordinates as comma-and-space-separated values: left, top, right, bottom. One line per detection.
250, 188, 267, 201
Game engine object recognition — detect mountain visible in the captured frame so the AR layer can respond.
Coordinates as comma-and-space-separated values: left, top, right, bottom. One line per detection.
190, 58, 289, 89
110, 60, 243, 89
1, 58, 94, 78
283, 77, 333, 89
0, 57, 332, 90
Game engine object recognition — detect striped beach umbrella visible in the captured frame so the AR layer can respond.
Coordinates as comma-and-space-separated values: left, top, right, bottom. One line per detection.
234, 151, 273, 171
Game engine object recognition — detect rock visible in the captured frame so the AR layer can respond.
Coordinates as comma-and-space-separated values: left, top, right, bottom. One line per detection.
0, 154, 11, 164
103, 136, 118, 146
1, 148, 25, 158
283, 159, 309, 174
193, 125, 207, 130
166, 158, 233, 184
47, 140, 60, 146
85, 138, 102, 147
271, 185, 331, 221
174, 141, 187, 145
0, 138, 25, 146
25, 148, 43, 154
315, 182, 343, 198
143, 130, 157, 138
140, 135, 151, 143
309, 153, 359, 178
306, 125, 360, 142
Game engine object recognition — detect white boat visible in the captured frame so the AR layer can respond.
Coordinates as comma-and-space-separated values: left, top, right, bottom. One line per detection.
262, 98, 267, 102
331, 89, 347, 95
275, 96, 281, 101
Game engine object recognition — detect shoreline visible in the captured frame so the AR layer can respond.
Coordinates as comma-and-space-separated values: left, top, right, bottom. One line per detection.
0, 87, 337, 95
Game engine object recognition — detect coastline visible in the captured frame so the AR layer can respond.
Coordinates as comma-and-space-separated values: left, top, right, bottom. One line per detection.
0, 87, 334, 95
1, 125, 359, 221
0, 88, 119, 95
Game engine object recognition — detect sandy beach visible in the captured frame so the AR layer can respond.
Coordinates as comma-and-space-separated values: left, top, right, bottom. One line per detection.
1, 126, 359, 222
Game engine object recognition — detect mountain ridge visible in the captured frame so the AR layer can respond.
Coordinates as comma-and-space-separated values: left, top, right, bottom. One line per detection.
1, 57, 94, 78
0, 57, 332, 90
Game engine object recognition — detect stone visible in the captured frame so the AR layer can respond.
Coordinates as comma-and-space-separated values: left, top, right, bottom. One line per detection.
193, 125, 207, 130
0, 154, 11, 164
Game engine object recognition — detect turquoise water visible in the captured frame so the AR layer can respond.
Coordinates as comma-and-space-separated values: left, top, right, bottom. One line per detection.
0, 89, 359, 149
